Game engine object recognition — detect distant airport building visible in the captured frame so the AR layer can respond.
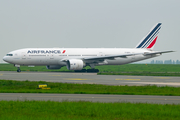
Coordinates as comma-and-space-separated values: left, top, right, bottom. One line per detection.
150, 60, 180, 64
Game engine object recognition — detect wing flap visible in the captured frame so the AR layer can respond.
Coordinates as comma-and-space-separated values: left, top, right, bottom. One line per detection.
144, 51, 174, 56
61, 53, 143, 62
83, 53, 143, 60
61, 51, 174, 62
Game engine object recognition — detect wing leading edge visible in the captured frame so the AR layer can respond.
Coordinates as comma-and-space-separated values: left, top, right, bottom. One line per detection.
61, 51, 174, 62
61, 52, 144, 62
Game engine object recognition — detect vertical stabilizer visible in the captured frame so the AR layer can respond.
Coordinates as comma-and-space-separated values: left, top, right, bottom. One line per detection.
136, 23, 162, 49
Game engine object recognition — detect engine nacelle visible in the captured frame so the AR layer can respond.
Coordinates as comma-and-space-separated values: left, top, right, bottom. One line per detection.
46, 65, 62, 69
67, 59, 84, 70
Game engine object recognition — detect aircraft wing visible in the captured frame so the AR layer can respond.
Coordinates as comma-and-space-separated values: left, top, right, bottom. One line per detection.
61, 53, 143, 62
83, 53, 143, 61
61, 51, 174, 62
143, 50, 174, 56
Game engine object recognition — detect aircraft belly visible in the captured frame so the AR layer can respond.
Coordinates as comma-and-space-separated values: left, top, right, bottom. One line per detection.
15, 58, 58, 65
106, 58, 132, 65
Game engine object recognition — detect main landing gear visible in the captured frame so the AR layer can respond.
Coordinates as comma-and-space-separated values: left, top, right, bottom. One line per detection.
74, 64, 99, 73
86, 69, 99, 72
74, 69, 99, 73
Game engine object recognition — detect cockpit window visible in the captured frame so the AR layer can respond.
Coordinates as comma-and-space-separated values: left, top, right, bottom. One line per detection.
6, 54, 13, 56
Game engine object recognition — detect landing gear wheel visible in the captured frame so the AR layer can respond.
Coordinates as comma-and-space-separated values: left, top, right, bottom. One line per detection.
87, 69, 99, 73
17, 69, 21, 72
74, 69, 87, 72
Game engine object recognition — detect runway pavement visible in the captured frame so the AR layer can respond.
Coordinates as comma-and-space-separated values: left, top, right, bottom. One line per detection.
0, 71, 180, 86
1, 93, 180, 104
1, 71, 180, 104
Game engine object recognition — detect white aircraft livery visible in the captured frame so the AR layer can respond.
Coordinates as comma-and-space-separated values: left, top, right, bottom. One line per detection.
3, 23, 173, 72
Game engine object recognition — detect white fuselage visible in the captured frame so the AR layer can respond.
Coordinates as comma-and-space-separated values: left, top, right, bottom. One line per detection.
3, 48, 159, 67
3, 23, 173, 72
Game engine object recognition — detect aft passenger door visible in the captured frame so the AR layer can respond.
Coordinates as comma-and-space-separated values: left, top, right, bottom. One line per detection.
131, 52, 135, 62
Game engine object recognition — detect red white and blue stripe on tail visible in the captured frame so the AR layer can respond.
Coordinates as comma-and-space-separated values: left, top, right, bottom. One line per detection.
136, 23, 162, 49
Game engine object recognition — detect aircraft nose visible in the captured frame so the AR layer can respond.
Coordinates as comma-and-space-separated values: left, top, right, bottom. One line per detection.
3, 56, 7, 62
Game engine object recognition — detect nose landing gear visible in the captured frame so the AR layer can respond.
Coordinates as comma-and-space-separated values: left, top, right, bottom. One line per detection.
17, 68, 21, 72
14, 64, 21, 73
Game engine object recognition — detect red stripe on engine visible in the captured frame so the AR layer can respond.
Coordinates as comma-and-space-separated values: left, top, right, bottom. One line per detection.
147, 36, 158, 48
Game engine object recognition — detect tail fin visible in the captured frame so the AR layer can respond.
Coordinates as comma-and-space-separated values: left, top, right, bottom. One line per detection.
136, 23, 162, 49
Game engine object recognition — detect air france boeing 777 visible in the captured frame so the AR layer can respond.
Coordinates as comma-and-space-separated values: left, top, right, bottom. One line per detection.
3, 23, 173, 72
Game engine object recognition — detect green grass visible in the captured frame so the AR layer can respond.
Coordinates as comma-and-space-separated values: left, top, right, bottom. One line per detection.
1, 80, 180, 96
1, 64, 180, 119
1, 64, 180, 76
0, 63, 73, 72
97, 64, 180, 73
97, 64, 180, 76
2, 63, 179, 76
0, 100, 180, 120
1, 63, 180, 72
98, 72, 180, 76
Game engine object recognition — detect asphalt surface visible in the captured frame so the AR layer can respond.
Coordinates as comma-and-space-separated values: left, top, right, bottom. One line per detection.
0, 71, 180, 86
1, 93, 180, 104
1, 71, 180, 104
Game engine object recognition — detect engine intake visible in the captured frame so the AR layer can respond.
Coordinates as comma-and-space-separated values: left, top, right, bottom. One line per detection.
67, 59, 84, 70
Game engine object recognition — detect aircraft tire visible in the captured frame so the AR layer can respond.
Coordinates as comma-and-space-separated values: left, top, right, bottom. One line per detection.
17, 69, 21, 72
87, 69, 99, 73
74, 69, 87, 72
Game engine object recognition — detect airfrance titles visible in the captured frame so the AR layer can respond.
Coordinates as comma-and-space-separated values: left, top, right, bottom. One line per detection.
27, 50, 61, 54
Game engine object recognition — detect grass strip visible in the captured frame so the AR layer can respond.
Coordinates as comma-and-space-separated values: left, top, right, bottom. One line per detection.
1, 64, 180, 77
1, 64, 180, 73
98, 72, 180, 76
1, 80, 180, 96
0, 100, 180, 120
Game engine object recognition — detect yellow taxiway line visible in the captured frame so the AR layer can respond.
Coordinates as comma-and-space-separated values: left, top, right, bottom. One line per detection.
154, 77, 171, 79
49, 75, 62, 76
64, 78, 92, 80
115, 79, 141, 81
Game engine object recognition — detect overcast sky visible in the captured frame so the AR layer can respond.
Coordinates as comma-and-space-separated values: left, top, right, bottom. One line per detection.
0, 0, 179, 63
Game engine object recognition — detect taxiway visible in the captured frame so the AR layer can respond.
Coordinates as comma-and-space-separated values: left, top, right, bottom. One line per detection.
1, 93, 180, 104
1, 71, 180, 104
0, 71, 180, 86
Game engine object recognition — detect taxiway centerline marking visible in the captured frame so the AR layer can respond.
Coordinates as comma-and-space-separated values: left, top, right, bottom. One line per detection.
115, 79, 141, 81
49, 75, 62, 76
64, 78, 92, 80
154, 77, 171, 79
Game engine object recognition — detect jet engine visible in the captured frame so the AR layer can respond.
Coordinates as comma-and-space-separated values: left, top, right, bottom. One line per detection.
66, 59, 85, 70
46, 65, 62, 69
